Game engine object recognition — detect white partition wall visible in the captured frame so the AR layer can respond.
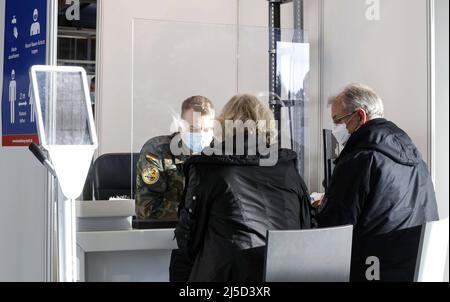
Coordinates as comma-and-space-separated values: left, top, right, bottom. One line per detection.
320, 0, 432, 165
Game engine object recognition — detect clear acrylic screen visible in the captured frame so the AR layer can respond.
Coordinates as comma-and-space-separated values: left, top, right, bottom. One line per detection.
82, 21, 320, 202
129, 21, 317, 194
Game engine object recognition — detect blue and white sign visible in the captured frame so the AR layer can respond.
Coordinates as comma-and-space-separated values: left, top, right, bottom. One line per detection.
1, 0, 47, 146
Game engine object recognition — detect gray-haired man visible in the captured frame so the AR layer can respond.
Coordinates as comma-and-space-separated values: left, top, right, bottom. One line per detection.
317, 83, 439, 282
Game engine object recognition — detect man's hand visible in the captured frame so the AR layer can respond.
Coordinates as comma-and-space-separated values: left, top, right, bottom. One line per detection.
310, 192, 325, 208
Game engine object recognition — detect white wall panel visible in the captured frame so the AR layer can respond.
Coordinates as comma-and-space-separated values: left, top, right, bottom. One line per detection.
321, 0, 431, 164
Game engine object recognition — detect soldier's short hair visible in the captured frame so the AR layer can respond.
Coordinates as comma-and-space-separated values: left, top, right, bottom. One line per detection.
181, 96, 214, 118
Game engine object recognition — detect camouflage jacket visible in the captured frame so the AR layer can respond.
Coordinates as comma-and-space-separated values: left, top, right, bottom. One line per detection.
135, 133, 189, 220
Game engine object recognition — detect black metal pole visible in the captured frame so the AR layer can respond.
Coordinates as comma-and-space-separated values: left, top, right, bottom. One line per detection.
292, 0, 305, 175
268, 1, 282, 141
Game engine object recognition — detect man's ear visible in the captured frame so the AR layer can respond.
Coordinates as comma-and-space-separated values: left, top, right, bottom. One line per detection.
357, 108, 368, 125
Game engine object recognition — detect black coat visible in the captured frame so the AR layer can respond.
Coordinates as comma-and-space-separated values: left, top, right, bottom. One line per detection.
318, 118, 439, 282
174, 145, 314, 282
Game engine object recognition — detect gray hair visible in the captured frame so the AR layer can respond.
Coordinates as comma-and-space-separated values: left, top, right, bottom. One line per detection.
328, 83, 384, 119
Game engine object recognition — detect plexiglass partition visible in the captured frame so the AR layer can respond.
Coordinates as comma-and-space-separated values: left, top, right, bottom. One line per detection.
31, 65, 97, 282
128, 21, 318, 198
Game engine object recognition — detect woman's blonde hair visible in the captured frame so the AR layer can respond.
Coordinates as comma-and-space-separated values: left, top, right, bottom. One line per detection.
217, 94, 278, 144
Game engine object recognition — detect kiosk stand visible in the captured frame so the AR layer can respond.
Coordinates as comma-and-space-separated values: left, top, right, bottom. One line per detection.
30, 65, 98, 282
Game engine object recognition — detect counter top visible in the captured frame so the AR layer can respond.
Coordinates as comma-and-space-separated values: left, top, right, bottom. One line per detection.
77, 228, 177, 252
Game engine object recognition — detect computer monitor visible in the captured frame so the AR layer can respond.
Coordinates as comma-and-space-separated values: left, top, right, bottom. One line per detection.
322, 129, 339, 191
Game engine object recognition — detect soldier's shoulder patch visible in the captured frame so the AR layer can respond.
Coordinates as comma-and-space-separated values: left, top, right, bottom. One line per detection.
142, 166, 160, 185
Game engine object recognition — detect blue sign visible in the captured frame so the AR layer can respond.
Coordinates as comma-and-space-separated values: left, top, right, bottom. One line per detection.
1, 0, 47, 146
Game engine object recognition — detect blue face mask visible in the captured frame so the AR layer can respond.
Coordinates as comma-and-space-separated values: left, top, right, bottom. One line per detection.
182, 131, 213, 154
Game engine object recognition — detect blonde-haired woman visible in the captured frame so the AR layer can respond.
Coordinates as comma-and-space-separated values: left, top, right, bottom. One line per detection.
218, 94, 278, 144
174, 94, 314, 282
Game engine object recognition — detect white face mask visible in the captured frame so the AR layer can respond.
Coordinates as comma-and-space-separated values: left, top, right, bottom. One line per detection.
332, 123, 351, 146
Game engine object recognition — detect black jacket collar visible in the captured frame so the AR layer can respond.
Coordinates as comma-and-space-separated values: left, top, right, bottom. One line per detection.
336, 118, 422, 166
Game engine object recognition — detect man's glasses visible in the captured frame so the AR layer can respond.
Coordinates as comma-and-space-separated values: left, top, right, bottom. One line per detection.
333, 111, 357, 124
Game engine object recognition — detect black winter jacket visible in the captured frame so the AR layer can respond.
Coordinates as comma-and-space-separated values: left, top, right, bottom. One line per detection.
174, 143, 314, 282
318, 118, 439, 282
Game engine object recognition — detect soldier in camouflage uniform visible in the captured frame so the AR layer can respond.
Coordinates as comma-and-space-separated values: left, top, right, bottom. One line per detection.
135, 134, 188, 219
135, 96, 215, 220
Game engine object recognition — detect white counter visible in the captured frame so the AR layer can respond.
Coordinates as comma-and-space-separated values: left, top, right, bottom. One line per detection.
77, 229, 177, 282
